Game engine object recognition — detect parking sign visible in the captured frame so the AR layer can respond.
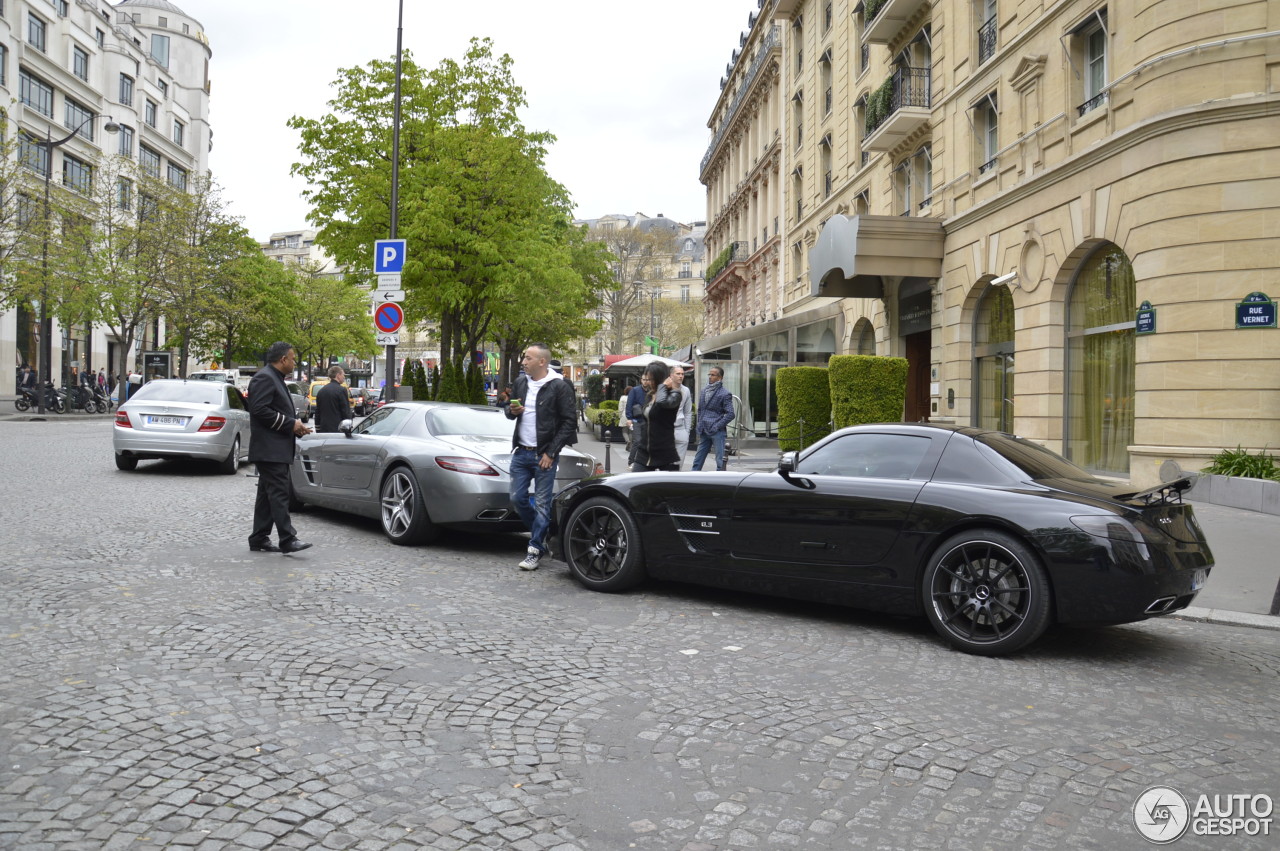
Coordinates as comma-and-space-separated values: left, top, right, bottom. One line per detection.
374, 239, 406, 274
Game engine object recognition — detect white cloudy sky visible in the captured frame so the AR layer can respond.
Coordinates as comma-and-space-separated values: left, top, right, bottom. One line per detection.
193, 0, 756, 241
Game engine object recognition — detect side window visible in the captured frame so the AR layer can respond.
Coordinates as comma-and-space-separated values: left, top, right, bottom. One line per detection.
227, 388, 246, 410
796, 433, 932, 479
354, 406, 410, 436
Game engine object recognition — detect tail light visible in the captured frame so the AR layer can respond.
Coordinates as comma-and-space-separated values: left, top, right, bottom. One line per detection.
198, 415, 227, 432
114, 411, 132, 428
435, 456, 499, 476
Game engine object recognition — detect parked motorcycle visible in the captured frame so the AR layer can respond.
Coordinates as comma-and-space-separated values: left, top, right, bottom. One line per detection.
14, 382, 65, 414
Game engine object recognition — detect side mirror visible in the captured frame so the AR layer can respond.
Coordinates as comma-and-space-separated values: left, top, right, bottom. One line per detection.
339, 419, 354, 437
777, 451, 815, 490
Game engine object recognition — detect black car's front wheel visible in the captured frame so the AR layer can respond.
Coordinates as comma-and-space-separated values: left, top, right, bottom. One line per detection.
564, 496, 645, 591
379, 467, 438, 545
923, 529, 1052, 656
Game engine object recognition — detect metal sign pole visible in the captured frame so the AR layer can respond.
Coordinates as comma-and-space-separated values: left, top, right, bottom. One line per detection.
386, 0, 405, 394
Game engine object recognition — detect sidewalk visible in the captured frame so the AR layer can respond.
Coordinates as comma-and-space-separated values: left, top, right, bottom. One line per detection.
571, 422, 1279, 632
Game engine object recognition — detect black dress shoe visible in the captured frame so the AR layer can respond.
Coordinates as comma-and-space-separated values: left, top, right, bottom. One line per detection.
279, 540, 313, 554
249, 540, 281, 553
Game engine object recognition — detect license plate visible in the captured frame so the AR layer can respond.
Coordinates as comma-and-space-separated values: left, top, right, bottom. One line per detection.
146, 415, 188, 427
1191, 569, 1207, 591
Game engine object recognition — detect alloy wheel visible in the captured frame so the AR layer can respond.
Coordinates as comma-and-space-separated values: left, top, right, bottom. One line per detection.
567, 504, 630, 582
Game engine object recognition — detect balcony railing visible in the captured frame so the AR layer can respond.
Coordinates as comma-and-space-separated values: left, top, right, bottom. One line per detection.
705, 241, 750, 284
1077, 90, 1108, 117
701, 25, 780, 176
865, 67, 931, 137
978, 16, 997, 64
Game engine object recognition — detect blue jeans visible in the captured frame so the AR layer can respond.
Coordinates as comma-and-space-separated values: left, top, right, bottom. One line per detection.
509, 448, 558, 552
691, 430, 727, 471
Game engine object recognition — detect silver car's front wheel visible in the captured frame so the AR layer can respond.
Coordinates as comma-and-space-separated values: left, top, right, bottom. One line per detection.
379, 467, 438, 545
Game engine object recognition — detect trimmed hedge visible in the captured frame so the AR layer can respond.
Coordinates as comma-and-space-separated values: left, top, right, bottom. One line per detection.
776, 366, 832, 451
584, 373, 605, 406
598, 399, 619, 411
586, 406, 619, 427
828, 355, 908, 428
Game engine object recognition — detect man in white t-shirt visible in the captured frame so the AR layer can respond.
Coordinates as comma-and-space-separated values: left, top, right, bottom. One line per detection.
504, 344, 578, 570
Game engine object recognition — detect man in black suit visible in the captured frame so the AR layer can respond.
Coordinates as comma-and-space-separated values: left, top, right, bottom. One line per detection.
247, 342, 313, 554
314, 365, 352, 433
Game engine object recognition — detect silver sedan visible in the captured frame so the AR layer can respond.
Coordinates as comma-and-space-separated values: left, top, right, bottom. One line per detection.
113, 379, 251, 473
291, 401, 598, 544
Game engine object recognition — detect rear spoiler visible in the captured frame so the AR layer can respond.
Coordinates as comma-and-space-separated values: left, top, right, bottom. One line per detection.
1113, 476, 1194, 505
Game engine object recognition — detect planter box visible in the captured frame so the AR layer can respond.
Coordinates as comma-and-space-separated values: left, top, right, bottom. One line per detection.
597, 424, 626, 444
1190, 474, 1280, 515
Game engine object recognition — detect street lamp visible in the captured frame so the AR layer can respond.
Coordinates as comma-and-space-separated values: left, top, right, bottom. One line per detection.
35, 114, 119, 413
632, 281, 664, 354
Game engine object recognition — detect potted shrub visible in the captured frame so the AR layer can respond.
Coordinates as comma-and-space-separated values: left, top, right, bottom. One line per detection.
1197, 446, 1280, 514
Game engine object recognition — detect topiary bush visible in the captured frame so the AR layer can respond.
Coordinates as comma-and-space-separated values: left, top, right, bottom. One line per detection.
585, 373, 605, 406
828, 355, 909, 428
776, 366, 832, 451
598, 399, 619, 411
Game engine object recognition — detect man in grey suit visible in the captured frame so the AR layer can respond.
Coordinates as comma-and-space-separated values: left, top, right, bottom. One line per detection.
247, 342, 313, 554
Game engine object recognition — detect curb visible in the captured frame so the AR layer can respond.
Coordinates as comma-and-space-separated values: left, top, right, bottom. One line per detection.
1169, 607, 1279, 631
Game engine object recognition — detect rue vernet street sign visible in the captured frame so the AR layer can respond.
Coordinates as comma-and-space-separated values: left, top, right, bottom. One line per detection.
1236, 292, 1276, 329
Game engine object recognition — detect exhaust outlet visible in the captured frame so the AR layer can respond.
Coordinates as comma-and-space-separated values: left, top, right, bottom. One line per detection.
1145, 596, 1177, 614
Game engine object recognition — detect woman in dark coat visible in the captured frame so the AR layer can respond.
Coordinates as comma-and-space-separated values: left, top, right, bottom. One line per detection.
631, 363, 683, 472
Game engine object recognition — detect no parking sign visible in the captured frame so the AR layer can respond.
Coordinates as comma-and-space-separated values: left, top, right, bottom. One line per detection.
374, 302, 404, 334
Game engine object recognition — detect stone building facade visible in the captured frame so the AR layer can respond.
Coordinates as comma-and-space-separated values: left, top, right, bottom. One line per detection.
0, 0, 211, 393
699, 0, 1278, 485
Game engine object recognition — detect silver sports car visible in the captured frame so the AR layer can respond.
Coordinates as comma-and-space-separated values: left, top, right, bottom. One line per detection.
291, 401, 598, 544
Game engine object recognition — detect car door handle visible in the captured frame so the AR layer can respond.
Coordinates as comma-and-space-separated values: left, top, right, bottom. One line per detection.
800, 541, 829, 549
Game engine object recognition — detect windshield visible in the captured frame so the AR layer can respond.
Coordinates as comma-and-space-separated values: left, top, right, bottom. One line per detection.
427, 406, 516, 438
129, 381, 223, 405
188, 373, 230, 382
975, 433, 1098, 483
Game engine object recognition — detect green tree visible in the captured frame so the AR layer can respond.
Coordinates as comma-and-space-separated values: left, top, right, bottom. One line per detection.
0, 137, 49, 319
191, 236, 298, 368
290, 38, 597, 402
49, 156, 179, 381
283, 265, 377, 374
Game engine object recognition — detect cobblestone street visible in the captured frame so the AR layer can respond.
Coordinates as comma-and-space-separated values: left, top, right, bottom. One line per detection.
2, 420, 1277, 850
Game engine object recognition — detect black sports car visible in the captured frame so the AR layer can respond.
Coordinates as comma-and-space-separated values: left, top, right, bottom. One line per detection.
552, 424, 1213, 655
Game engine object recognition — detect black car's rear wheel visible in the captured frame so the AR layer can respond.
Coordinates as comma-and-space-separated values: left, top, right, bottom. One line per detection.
564, 496, 645, 591
380, 467, 438, 545
923, 530, 1052, 656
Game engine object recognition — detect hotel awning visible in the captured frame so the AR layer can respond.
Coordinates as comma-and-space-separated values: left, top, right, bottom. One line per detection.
809, 214, 945, 299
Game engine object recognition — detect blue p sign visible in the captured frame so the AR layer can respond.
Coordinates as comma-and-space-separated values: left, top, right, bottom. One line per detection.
374, 239, 406, 274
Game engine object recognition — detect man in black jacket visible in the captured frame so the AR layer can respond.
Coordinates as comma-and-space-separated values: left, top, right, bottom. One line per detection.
503, 344, 577, 570
247, 342, 313, 554
314, 365, 352, 433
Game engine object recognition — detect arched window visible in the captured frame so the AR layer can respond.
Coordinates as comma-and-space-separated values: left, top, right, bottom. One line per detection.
852, 318, 876, 355
1066, 245, 1135, 474
973, 284, 1014, 432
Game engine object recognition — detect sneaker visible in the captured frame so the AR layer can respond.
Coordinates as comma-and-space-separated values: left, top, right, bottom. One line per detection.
518, 546, 543, 571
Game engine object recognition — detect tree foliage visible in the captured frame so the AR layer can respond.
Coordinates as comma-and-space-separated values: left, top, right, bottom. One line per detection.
289, 38, 599, 401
